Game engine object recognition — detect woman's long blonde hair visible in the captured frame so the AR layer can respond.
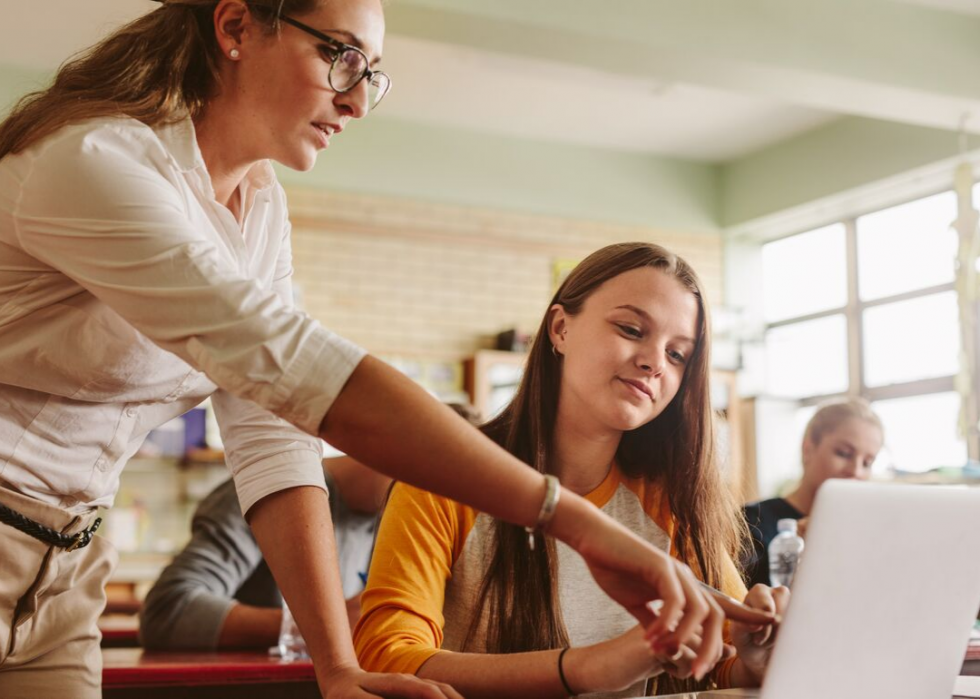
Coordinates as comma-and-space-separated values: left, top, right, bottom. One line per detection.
464, 243, 747, 692
0, 0, 317, 159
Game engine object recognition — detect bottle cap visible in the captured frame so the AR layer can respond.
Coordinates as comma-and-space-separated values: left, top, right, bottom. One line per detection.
777, 518, 798, 533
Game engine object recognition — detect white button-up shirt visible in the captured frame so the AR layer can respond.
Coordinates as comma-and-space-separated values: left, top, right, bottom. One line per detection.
0, 116, 365, 514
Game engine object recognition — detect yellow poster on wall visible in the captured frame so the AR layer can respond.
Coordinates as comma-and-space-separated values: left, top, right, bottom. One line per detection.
552, 258, 580, 295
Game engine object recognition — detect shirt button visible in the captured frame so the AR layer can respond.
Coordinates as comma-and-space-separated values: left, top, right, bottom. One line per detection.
125, 407, 137, 417
63, 498, 77, 508
95, 458, 107, 472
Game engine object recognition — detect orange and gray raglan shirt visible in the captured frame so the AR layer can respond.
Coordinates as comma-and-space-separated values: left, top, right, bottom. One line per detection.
354, 463, 746, 698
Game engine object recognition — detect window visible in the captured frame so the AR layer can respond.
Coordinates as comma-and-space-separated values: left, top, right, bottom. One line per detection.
862, 291, 959, 387
856, 192, 957, 301
871, 392, 967, 473
758, 190, 964, 478
764, 315, 848, 399
762, 224, 847, 322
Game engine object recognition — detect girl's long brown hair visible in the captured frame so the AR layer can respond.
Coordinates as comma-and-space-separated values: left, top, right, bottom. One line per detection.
464, 242, 747, 691
0, 0, 317, 159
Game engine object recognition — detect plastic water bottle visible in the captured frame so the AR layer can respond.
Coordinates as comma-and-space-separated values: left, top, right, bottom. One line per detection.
768, 518, 805, 588
278, 602, 310, 661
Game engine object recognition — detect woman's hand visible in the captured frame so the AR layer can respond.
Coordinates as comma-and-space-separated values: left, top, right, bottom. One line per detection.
729, 584, 790, 685
560, 505, 727, 680
321, 665, 464, 699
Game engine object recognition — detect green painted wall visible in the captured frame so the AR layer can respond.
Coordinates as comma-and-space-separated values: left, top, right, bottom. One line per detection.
2, 61, 969, 236
0, 64, 47, 116
0, 62, 720, 234
719, 117, 964, 227
275, 116, 721, 233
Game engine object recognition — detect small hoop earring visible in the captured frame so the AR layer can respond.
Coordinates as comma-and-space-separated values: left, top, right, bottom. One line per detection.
229, 48, 240, 59
552, 344, 561, 359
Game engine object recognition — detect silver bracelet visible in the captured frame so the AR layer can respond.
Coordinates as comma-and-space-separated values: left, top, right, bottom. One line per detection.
525, 474, 560, 551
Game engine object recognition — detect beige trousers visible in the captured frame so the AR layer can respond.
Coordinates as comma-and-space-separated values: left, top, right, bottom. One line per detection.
0, 486, 117, 699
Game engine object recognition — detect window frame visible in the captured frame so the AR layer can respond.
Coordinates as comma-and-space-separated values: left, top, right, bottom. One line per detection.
760, 188, 963, 451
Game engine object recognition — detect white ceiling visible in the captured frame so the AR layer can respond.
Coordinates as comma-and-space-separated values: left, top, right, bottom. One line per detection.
380, 35, 837, 161
1, 0, 972, 162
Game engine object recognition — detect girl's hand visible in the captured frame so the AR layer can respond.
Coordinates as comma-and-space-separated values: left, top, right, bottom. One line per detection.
564, 624, 736, 694
730, 584, 791, 684
563, 625, 666, 694
660, 634, 736, 681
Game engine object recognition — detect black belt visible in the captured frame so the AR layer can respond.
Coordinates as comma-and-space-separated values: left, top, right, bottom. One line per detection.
0, 501, 102, 551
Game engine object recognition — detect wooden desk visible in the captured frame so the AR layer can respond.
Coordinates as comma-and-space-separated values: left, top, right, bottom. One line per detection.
102, 648, 318, 699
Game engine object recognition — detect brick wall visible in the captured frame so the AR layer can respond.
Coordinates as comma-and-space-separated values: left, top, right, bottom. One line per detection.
287, 187, 724, 362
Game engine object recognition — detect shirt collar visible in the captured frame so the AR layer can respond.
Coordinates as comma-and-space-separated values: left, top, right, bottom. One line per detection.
583, 461, 623, 509
152, 117, 277, 194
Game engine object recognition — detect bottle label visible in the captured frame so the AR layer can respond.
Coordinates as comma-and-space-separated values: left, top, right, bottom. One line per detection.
770, 552, 798, 588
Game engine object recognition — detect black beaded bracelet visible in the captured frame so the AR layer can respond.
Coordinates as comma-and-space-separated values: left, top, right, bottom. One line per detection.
557, 647, 575, 696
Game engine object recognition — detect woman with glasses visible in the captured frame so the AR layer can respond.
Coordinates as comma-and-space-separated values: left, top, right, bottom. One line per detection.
0, 1, 742, 697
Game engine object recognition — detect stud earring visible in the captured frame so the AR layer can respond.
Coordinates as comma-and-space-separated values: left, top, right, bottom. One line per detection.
229, 48, 240, 59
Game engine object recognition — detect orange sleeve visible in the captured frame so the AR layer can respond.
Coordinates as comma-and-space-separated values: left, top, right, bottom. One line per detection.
713, 655, 739, 689
353, 482, 475, 674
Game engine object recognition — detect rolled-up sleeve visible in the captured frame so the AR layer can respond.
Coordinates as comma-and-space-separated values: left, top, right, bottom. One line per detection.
10, 120, 365, 437
212, 389, 326, 514
212, 216, 328, 513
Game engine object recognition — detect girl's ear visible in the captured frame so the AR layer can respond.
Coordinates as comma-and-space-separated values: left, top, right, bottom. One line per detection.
801, 435, 815, 470
547, 304, 567, 354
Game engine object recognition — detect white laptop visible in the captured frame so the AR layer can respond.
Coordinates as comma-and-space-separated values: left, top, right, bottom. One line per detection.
667, 480, 980, 699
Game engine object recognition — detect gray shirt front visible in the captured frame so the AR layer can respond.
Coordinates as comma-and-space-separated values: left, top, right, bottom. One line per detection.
139, 473, 376, 650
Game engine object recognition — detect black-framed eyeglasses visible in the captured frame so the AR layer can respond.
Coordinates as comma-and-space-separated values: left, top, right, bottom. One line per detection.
278, 15, 391, 110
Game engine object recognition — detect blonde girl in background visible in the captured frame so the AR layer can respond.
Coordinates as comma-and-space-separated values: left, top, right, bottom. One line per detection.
742, 398, 884, 588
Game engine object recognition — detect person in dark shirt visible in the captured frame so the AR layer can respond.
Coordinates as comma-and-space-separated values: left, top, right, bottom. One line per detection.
140, 403, 481, 650
742, 398, 884, 588
139, 455, 390, 650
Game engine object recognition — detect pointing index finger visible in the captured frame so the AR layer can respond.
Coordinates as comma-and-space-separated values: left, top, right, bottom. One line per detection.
697, 580, 779, 625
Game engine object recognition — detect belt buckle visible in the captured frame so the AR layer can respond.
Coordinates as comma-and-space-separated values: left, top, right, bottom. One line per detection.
66, 530, 89, 552
66, 517, 102, 552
